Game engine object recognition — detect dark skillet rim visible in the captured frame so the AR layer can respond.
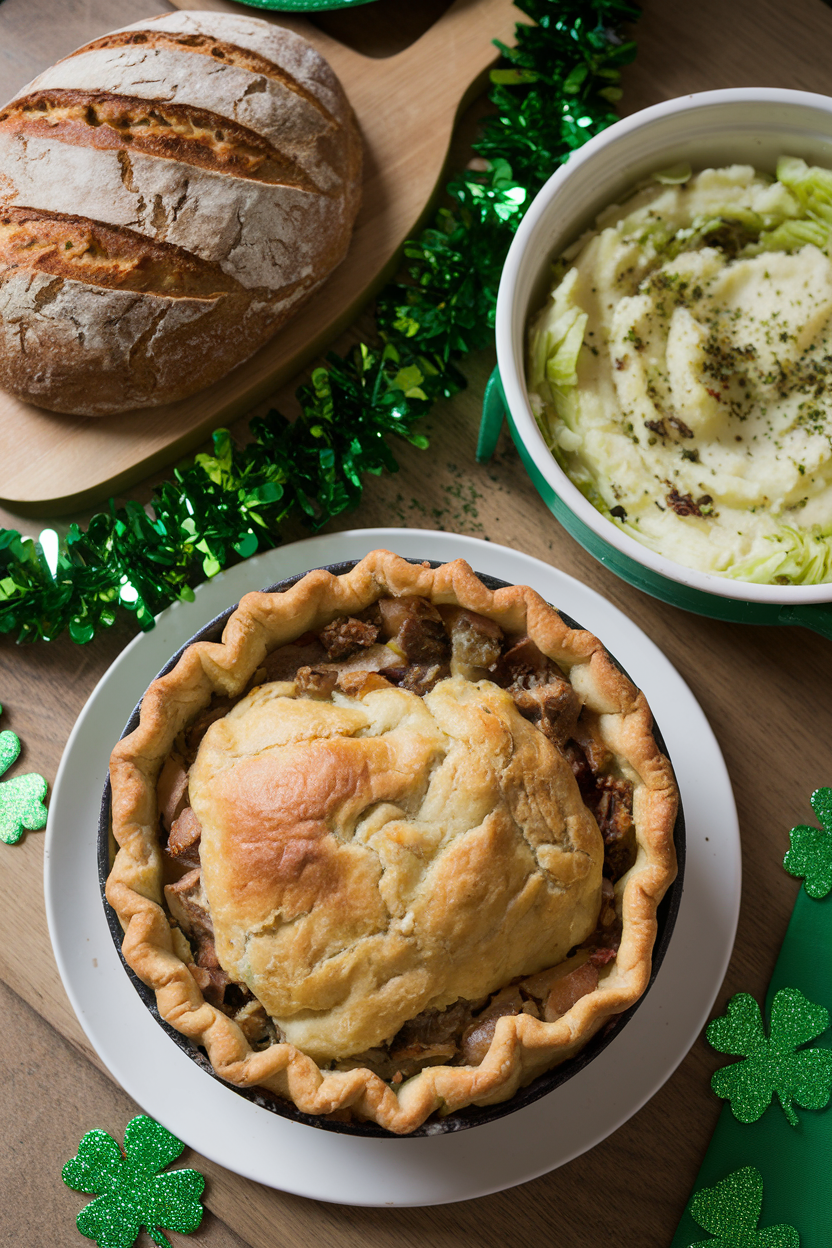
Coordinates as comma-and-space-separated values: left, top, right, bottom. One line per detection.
98, 558, 686, 1138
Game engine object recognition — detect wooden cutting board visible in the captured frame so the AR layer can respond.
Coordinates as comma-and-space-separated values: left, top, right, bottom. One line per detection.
0, 0, 520, 516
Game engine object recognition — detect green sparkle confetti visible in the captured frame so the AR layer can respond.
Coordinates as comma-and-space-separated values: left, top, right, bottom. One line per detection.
0, 0, 638, 646
686, 1166, 799, 1247
63, 1116, 205, 1248
0, 702, 47, 844
783, 787, 832, 898
708, 988, 832, 1126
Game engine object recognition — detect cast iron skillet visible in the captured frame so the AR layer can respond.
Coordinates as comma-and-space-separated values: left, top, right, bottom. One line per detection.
99, 559, 686, 1138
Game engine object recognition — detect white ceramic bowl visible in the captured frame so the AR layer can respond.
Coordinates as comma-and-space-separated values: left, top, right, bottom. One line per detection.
492, 88, 832, 634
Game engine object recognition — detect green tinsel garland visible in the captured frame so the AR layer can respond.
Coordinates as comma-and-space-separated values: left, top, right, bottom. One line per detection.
0, 0, 638, 644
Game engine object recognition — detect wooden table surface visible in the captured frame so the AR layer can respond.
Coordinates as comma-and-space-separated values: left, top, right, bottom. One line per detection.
2, 0, 832, 1244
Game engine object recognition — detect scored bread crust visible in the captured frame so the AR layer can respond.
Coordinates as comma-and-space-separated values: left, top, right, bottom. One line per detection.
107, 552, 679, 1134
0, 11, 362, 415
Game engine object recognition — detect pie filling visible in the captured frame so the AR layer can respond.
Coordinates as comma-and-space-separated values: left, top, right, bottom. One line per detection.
157, 596, 636, 1085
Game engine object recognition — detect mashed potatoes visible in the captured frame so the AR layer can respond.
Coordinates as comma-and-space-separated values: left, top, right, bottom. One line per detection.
527, 159, 832, 584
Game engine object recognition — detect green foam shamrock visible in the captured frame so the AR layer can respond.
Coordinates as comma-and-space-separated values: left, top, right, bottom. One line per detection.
707, 987, 832, 1126
0, 704, 47, 844
783, 787, 832, 898
62, 1115, 205, 1248
687, 1166, 798, 1247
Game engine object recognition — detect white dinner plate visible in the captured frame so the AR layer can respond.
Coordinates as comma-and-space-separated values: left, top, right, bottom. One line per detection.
44, 529, 740, 1207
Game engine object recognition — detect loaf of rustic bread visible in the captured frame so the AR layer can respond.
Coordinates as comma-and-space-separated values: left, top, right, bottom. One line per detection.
0, 11, 362, 416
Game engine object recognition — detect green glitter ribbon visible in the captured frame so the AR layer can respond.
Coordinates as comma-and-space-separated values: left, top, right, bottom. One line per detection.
63, 1116, 204, 1248
687, 1167, 799, 1247
0, 702, 47, 844
671, 791, 832, 1247
0, 0, 637, 645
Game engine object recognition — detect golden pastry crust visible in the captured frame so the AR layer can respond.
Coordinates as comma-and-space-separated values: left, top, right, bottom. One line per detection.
107, 551, 678, 1134
191, 676, 603, 1063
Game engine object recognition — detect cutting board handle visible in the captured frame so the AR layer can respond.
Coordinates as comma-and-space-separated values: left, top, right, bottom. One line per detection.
396, 0, 521, 64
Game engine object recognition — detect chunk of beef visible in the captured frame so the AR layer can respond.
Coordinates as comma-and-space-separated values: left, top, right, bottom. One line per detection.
377, 596, 451, 665
519, 964, 568, 1003
445, 608, 503, 671
165, 868, 213, 955
494, 636, 580, 747
164, 868, 232, 1008
579, 879, 622, 961
493, 636, 552, 692
157, 752, 189, 832
294, 646, 405, 699
377, 665, 407, 686
534, 682, 583, 749
571, 714, 612, 774
520, 957, 601, 1022
189, 963, 233, 1007
564, 739, 597, 801
459, 986, 538, 1066
390, 1000, 479, 1063
400, 663, 447, 695
594, 775, 636, 880
318, 615, 379, 660
356, 602, 383, 630
295, 666, 338, 698
336, 670, 393, 698
167, 805, 202, 870
564, 741, 636, 880
261, 638, 328, 683
542, 961, 600, 1022
184, 698, 234, 758
324, 642, 401, 673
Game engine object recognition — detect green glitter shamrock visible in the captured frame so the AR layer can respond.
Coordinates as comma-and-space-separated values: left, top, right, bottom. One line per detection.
783, 787, 832, 898
62, 1115, 205, 1248
707, 987, 832, 1126
0, 703, 47, 844
687, 1166, 798, 1247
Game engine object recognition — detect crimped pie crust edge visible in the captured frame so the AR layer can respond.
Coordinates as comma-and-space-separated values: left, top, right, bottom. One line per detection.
106, 550, 679, 1134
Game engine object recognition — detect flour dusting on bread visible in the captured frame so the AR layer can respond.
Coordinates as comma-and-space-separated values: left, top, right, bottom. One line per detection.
0, 11, 362, 415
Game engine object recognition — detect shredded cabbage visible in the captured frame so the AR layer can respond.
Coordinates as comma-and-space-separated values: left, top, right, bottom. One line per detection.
648, 160, 832, 260
545, 310, 587, 388
727, 527, 832, 585
746, 217, 828, 255
527, 267, 587, 410
654, 162, 692, 185
763, 155, 832, 250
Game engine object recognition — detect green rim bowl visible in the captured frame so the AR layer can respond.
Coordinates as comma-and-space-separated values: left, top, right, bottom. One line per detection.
232, 1, 375, 10
486, 88, 832, 640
